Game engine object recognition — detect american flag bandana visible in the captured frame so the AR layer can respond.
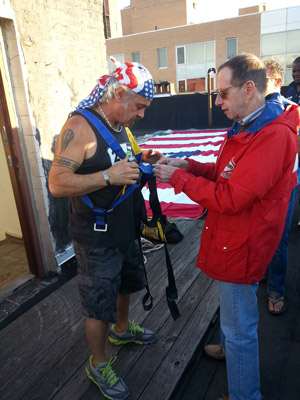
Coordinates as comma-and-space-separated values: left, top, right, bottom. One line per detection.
77, 58, 154, 109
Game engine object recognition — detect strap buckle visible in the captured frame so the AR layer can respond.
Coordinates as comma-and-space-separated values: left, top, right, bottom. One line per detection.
94, 212, 107, 232
94, 223, 107, 232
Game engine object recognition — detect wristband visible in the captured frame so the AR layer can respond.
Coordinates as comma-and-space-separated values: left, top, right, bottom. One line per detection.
103, 170, 111, 186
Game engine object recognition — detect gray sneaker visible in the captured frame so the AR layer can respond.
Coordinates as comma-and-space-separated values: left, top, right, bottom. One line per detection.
86, 355, 129, 400
108, 320, 157, 345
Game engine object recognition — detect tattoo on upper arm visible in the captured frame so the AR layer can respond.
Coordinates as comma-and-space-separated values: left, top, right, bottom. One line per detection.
60, 129, 74, 153
52, 156, 80, 171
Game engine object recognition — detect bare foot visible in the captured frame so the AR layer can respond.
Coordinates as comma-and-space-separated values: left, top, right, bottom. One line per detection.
268, 293, 286, 314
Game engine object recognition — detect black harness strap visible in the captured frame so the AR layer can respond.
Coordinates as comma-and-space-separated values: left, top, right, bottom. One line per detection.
147, 177, 181, 321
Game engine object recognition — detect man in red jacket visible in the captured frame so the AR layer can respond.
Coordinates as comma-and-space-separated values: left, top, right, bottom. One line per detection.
154, 53, 300, 400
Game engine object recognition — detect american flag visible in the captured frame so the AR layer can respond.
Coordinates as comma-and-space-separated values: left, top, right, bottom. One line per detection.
139, 128, 229, 219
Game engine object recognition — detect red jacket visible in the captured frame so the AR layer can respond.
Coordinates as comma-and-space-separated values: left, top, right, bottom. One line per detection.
170, 102, 300, 284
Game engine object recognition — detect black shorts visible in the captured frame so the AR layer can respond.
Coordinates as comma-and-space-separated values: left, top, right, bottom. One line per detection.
73, 239, 145, 322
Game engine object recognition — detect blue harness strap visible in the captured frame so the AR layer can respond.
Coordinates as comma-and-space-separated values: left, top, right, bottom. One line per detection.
75, 109, 153, 231
75, 109, 180, 321
76, 109, 127, 159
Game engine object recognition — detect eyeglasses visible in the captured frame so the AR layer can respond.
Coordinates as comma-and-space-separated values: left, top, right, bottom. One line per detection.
215, 83, 245, 99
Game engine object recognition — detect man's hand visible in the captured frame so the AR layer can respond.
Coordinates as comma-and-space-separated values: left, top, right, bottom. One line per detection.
156, 157, 189, 169
141, 149, 163, 164
153, 164, 178, 183
107, 156, 140, 185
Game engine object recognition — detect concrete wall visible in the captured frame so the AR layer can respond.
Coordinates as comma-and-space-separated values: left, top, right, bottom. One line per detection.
0, 0, 108, 273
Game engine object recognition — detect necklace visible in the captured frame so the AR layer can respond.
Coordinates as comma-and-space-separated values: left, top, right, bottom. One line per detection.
98, 104, 122, 133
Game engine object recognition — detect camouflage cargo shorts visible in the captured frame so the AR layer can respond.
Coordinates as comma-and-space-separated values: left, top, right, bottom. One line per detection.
73, 239, 146, 322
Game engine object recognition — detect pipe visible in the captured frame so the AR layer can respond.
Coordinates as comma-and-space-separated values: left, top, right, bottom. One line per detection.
207, 67, 216, 127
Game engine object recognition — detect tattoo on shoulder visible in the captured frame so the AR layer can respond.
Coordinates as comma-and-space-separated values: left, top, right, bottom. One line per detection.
60, 129, 74, 153
52, 156, 80, 171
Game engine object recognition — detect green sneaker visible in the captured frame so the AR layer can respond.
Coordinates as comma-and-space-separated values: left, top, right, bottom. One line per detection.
108, 320, 157, 345
86, 355, 129, 400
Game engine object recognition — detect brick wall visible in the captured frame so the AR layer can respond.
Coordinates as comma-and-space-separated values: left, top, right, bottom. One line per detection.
107, 14, 261, 91
121, 0, 187, 35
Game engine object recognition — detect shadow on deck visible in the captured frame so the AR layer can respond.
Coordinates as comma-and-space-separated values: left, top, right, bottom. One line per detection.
171, 193, 300, 400
2, 196, 299, 400
0, 218, 219, 400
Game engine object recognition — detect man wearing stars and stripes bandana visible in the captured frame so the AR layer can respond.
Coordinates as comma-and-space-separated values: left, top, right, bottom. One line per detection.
49, 59, 162, 400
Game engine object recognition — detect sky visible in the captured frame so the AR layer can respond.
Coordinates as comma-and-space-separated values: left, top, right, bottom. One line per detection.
117, 0, 300, 23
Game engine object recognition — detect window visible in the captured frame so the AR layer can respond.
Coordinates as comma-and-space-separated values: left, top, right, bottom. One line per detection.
132, 52, 141, 63
261, 29, 300, 84
177, 47, 185, 64
186, 43, 205, 64
286, 30, 300, 53
206, 42, 215, 62
226, 38, 237, 59
261, 32, 285, 56
107, 54, 124, 72
176, 41, 215, 92
157, 48, 167, 68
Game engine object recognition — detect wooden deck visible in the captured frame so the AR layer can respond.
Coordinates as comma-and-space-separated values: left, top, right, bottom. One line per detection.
0, 219, 219, 400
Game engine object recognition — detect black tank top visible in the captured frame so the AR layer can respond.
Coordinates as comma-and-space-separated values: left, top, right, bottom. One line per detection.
68, 108, 137, 247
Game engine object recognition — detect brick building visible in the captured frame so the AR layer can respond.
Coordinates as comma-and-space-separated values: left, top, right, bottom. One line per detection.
106, 1, 300, 92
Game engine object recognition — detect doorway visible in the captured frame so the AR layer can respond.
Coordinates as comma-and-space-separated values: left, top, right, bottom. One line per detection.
0, 132, 29, 290
0, 69, 44, 292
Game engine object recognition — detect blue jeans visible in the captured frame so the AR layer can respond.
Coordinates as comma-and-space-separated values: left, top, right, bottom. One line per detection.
266, 186, 298, 295
219, 281, 261, 400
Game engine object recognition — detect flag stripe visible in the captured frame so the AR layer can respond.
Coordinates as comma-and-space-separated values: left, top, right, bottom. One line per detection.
139, 128, 228, 219
140, 140, 225, 149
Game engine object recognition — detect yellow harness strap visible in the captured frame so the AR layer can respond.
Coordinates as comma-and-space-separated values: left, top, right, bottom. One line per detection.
118, 128, 142, 196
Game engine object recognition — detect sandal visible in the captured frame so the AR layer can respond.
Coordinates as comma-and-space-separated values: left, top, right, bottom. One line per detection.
268, 293, 286, 315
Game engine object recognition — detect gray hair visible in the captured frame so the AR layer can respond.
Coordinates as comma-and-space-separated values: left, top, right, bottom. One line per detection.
100, 76, 137, 106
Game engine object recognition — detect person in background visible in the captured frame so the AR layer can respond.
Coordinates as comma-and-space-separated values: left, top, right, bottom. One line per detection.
153, 54, 300, 400
286, 56, 300, 230
49, 60, 161, 400
286, 56, 300, 106
263, 59, 300, 314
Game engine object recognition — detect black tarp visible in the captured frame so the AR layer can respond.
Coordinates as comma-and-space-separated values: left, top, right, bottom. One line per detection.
132, 92, 230, 135
132, 86, 292, 136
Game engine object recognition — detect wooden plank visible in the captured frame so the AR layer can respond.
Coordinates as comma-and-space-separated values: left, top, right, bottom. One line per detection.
0, 219, 216, 400
1, 316, 86, 400
49, 363, 92, 400
19, 334, 90, 400
51, 236, 203, 400
1, 239, 173, 399
27, 236, 201, 400
138, 281, 219, 400
1, 277, 79, 345
80, 271, 216, 400
129, 219, 204, 309
0, 280, 82, 390
129, 238, 202, 323
118, 276, 218, 399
